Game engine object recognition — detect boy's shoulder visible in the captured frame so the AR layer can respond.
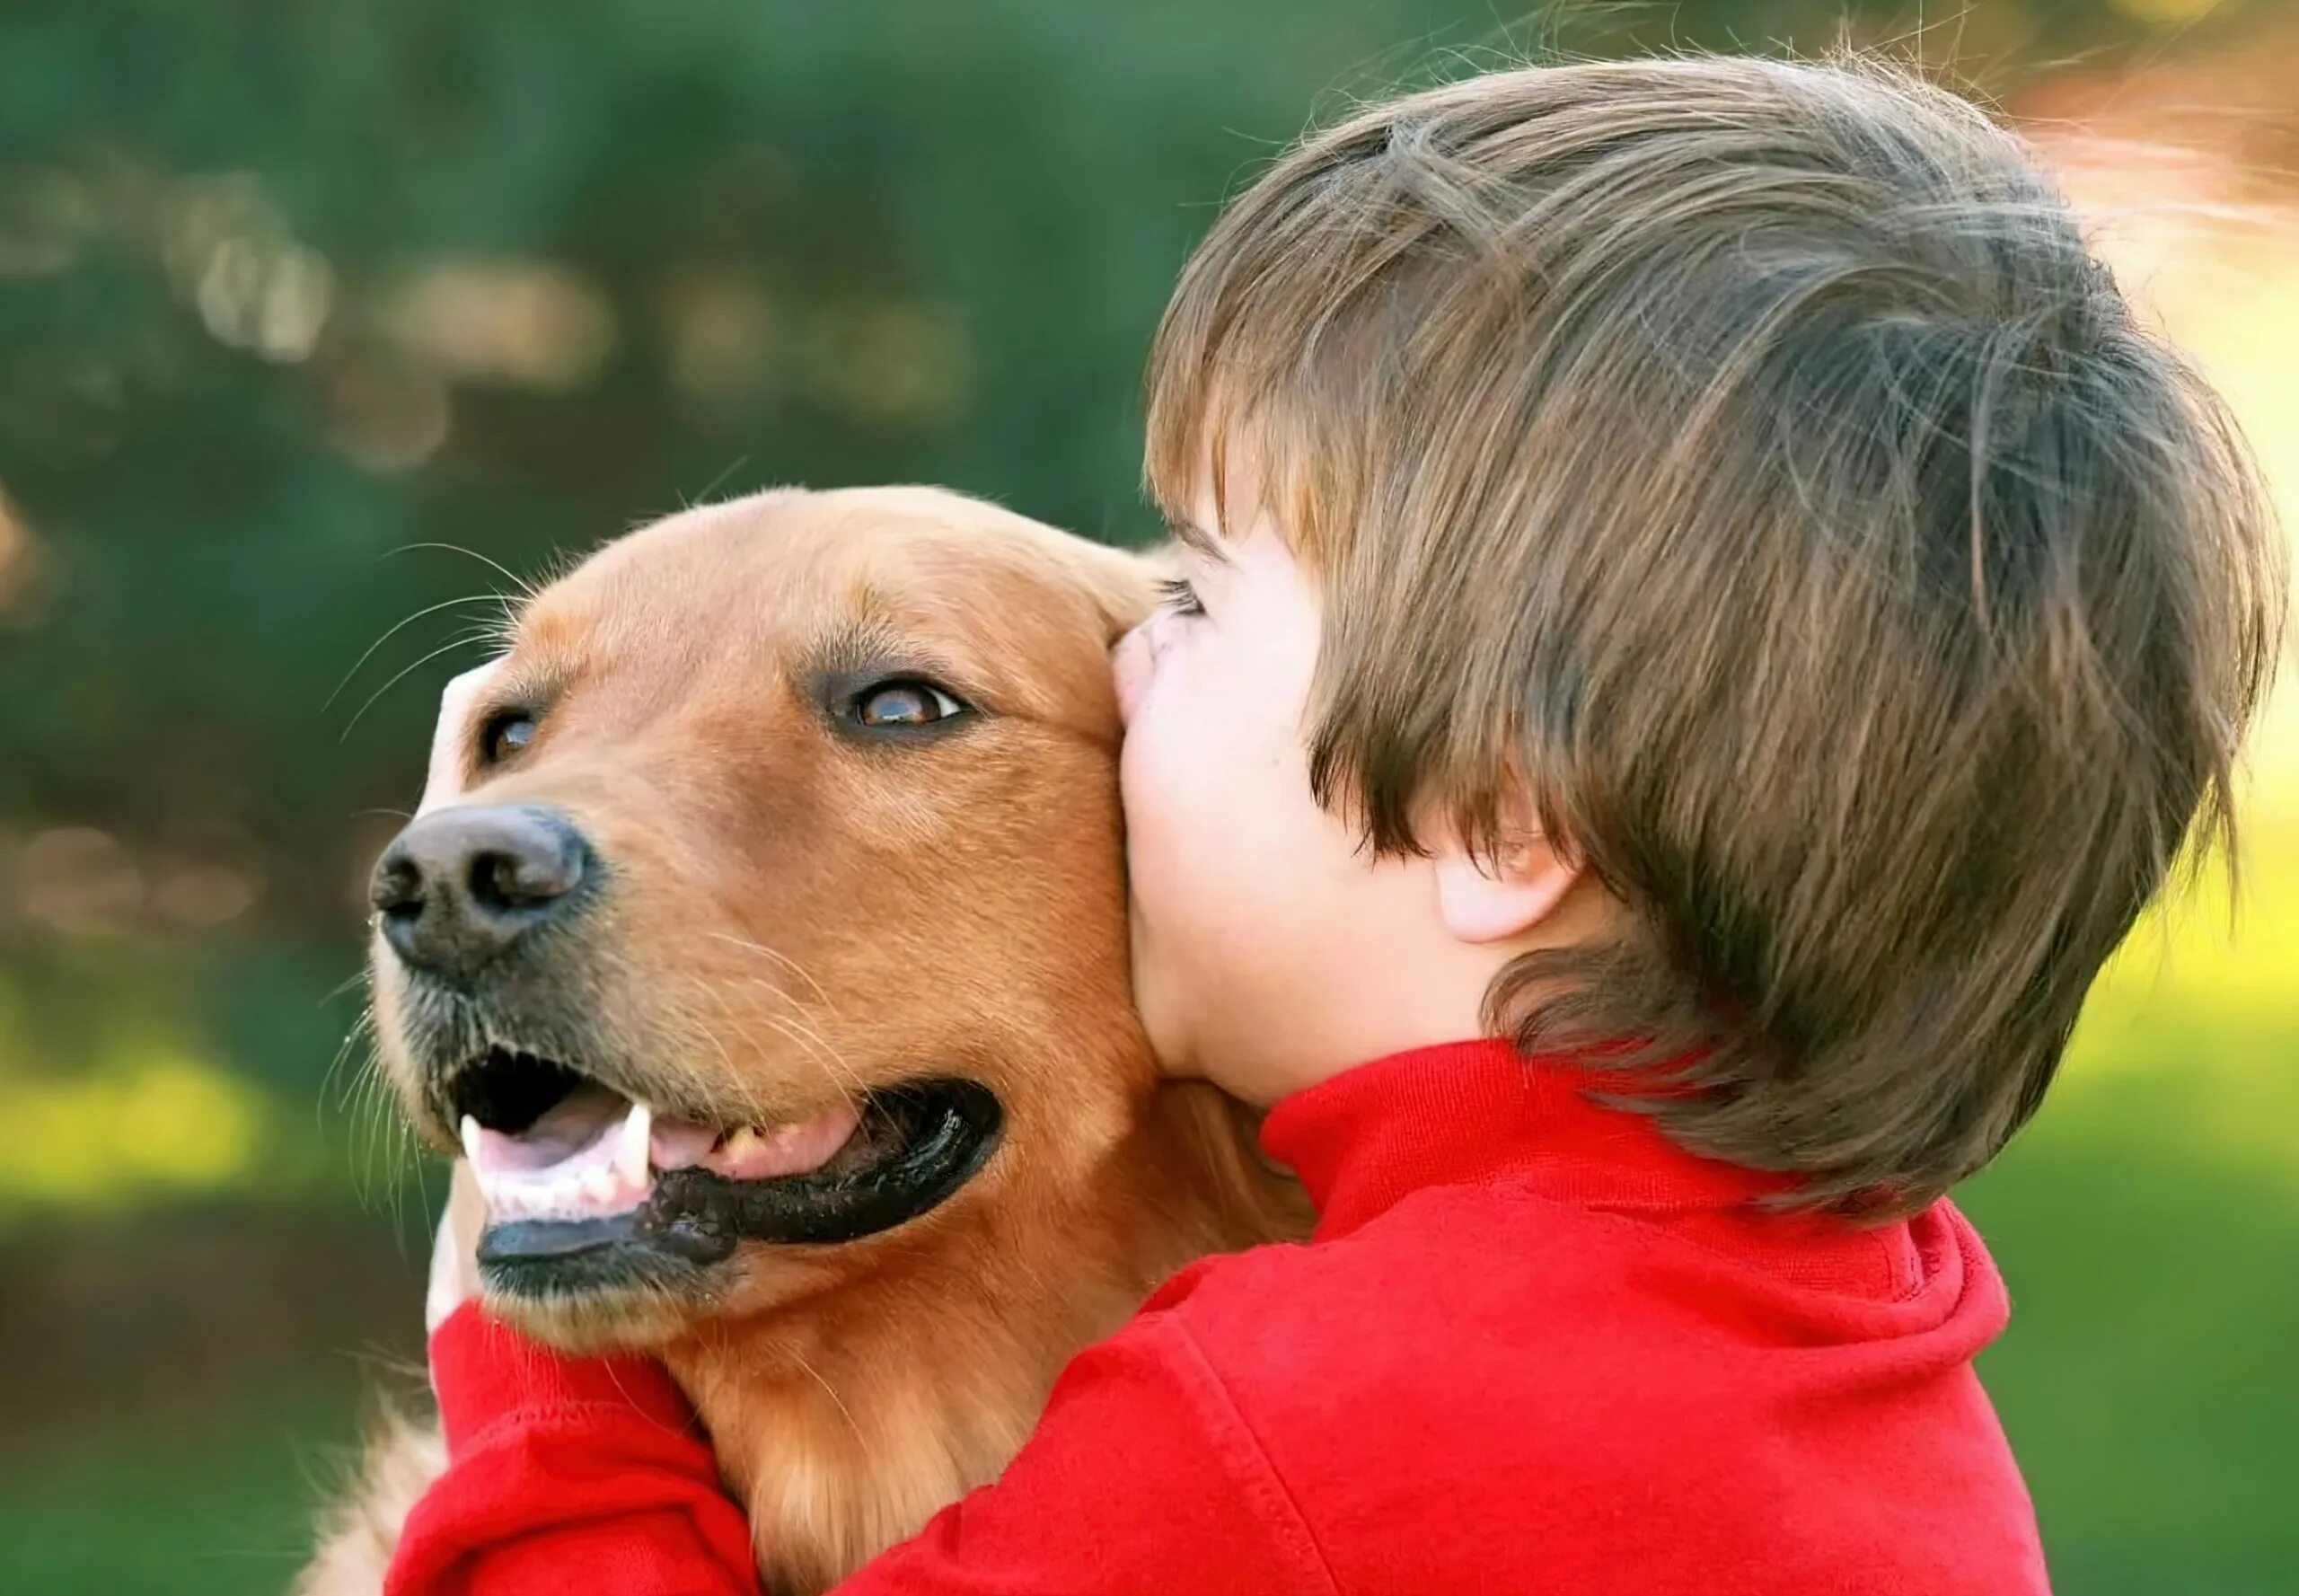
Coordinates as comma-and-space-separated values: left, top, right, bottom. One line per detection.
1146, 1180, 1704, 1428
1118, 1190, 2041, 1592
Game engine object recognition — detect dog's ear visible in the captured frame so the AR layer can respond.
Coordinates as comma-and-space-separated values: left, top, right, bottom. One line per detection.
416, 658, 506, 816
1061, 538, 1165, 643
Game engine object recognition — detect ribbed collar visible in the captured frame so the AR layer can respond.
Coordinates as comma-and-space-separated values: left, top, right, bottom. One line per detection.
1262, 1038, 1960, 1314
1262, 1039, 1801, 1233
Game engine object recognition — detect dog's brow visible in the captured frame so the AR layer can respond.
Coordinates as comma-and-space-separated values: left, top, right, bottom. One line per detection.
815, 622, 983, 694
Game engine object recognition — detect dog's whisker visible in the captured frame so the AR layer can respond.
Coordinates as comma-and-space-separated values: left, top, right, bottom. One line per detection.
383, 541, 542, 603
339, 633, 498, 744
668, 978, 762, 1124
679, 976, 865, 1129
703, 971, 869, 1119
683, 453, 753, 511
344, 1059, 383, 1209
791, 1350, 863, 1444
699, 965, 858, 1089
702, 989, 824, 1129
707, 932, 832, 1009
339, 1040, 423, 1221
320, 1015, 363, 1102
322, 966, 375, 1007
322, 592, 514, 714
766, 1018, 867, 1123
756, 1009, 869, 1119
360, 1068, 397, 1200
320, 1013, 379, 1138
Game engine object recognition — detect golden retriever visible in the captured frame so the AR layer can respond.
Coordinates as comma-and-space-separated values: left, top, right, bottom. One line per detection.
301, 486, 1306, 1594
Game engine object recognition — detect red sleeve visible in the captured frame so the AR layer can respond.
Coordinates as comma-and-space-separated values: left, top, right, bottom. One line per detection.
826, 1309, 1332, 1595
384, 1304, 762, 1596
387, 1303, 1333, 1596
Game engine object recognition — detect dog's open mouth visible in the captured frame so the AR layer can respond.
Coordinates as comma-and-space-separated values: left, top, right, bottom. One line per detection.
449, 1047, 1002, 1284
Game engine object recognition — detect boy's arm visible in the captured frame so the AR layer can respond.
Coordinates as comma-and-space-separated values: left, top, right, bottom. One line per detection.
387, 1299, 1331, 1596
825, 1304, 1331, 1596
384, 1306, 763, 1596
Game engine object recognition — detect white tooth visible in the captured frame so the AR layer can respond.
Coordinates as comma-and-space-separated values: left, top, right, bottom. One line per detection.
460, 1115, 483, 1166
620, 1101, 654, 1183
720, 1126, 763, 1161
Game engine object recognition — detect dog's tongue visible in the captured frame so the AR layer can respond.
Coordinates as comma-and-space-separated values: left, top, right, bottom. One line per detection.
703, 1107, 860, 1182
647, 1115, 718, 1172
470, 1082, 630, 1173
460, 1088, 863, 1225
461, 1086, 651, 1221
639, 1103, 860, 1181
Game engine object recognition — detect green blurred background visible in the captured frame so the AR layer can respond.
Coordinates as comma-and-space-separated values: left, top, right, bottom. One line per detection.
0, 2, 2292, 1592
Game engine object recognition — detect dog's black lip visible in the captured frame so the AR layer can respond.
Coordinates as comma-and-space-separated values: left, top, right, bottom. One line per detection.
476, 1079, 1004, 1289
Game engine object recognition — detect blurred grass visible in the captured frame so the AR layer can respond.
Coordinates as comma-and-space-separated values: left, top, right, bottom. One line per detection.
1965, 948, 2299, 1591
1952, 794, 2299, 1595
0, 1393, 371, 1596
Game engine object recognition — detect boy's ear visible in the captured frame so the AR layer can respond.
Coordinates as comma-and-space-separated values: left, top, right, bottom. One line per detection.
1431, 818, 1581, 947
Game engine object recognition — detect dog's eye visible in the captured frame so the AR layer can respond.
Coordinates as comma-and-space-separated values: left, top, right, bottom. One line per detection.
481, 711, 539, 763
850, 680, 966, 729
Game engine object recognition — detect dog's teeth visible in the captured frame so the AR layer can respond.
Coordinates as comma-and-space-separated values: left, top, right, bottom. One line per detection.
460, 1114, 483, 1166
619, 1100, 654, 1185
720, 1125, 763, 1160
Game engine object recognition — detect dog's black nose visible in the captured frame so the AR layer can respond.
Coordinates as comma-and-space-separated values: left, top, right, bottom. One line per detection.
370, 805, 594, 980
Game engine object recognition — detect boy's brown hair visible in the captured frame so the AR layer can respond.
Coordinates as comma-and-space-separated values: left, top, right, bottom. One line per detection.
1144, 55, 2287, 1212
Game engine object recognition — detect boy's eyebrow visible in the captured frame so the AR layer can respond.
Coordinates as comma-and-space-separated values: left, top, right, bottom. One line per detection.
1160, 514, 1231, 563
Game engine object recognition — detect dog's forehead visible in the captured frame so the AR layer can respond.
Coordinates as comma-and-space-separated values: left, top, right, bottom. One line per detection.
506, 490, 1135, 713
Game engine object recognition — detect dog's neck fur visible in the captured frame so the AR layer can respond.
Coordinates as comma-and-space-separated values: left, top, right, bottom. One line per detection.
665, 1080, 1306, 1596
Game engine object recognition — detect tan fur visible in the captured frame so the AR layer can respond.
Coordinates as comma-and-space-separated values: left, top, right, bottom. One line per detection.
298, 1411, 447, 1596
305, 487, 1307, 1594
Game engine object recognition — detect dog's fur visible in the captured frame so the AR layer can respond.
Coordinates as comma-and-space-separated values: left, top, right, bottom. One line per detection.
299, 487, 1306, 1596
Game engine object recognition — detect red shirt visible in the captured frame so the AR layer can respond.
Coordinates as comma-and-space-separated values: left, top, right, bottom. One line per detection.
388, 1040, 2050, 1595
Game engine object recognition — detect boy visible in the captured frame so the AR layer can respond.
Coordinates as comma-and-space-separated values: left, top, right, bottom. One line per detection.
386, 54, 2285, 1595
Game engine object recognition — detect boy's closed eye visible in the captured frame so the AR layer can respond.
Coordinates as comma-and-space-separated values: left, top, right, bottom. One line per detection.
1156, 576, 1204, 618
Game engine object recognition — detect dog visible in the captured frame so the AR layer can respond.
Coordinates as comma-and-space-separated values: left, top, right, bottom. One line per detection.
300, 486, 1308, 1595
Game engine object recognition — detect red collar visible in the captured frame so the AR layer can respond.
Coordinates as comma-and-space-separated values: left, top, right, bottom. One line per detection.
1262, 1038, 1944, 1306
1261, 1039, 1798, 1239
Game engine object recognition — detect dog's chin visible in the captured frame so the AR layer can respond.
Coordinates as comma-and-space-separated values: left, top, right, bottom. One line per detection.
481, 1271, 709, 1356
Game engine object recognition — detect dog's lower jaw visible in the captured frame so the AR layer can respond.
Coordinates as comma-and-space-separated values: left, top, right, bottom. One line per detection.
662, 1080, 1308, 1596
484, 1276, 714, 1356
666, 1249, 1137, 1596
